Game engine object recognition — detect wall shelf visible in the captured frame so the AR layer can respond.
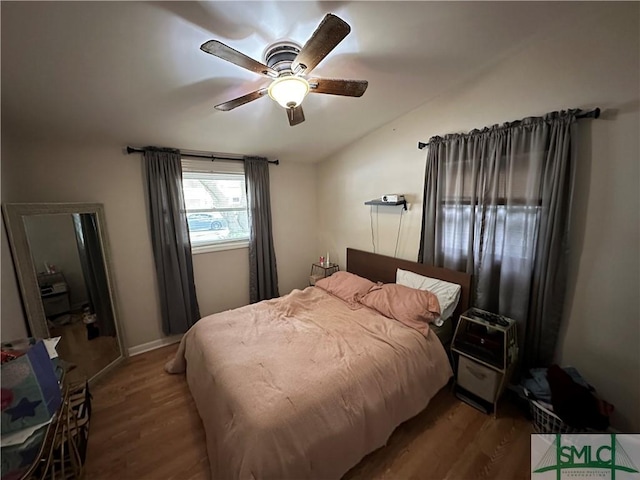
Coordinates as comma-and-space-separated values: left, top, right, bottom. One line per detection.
364, 199, 407, 211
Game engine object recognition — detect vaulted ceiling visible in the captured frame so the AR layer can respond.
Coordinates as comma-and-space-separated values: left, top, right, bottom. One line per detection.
1, 1, 600, 163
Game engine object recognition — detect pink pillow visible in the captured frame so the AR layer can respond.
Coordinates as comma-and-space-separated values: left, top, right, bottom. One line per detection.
359, 284, 441, 336
315, 271, 376, 307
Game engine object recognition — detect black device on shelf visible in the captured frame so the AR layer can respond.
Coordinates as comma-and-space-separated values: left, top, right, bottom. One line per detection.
452, 323, 504, 369
464, 308, 510, 327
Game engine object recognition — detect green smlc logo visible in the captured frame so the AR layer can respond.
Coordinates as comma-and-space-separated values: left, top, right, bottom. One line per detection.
533, 434, 639, 479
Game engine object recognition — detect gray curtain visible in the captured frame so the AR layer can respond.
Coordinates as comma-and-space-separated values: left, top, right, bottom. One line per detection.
72, 213, 116, 337
143, 148, 200, 335
419, 110, 579, 369
244, 156, 279, 303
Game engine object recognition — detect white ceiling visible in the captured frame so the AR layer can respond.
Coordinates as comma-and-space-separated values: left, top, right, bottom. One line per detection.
1, 1, 598, 163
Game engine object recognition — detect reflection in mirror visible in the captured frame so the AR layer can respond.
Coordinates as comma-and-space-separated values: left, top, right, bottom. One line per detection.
3, 204, 125, 384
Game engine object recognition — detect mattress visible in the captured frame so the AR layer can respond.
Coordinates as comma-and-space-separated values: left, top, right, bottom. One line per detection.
167, 286, 452, 479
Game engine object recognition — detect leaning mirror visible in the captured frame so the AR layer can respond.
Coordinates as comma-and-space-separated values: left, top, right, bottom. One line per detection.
3, 203, 126, 384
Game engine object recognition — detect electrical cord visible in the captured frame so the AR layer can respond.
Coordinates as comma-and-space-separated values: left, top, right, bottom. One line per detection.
376, 206, 379, 252
394, 208, 404, 258
369, 206, 376, 253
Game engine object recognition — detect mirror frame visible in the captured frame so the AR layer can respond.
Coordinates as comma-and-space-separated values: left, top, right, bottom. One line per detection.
3, 202, 127, 381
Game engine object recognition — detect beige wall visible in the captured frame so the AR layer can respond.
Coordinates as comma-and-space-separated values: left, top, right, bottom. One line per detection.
1, 220, 28, 340
317, 5, 639, 431
1, 141, 318, 350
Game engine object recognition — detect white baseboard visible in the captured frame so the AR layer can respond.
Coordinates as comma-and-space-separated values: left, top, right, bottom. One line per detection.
127, 335, 182, 357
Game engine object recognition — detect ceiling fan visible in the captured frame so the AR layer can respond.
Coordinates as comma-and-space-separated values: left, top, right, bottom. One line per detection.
200, 13, 368, 126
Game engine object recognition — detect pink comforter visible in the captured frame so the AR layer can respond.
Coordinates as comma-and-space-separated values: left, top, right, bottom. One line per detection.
166, 287, 452, 479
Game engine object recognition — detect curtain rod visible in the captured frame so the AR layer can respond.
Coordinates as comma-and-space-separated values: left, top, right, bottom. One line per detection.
126, 146, 280, 165
417, 107, 601, 150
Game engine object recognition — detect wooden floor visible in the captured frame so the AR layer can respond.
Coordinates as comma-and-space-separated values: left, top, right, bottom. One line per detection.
85, 344, 533, 479
49, 314, 121, 383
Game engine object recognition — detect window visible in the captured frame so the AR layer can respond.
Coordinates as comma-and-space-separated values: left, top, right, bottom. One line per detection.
441, 202, 540, 263
437, 148, 542, 267
182, 160, 249, 253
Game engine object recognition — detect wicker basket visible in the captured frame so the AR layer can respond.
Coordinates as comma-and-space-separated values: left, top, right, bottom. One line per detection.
528, 398, 591, 434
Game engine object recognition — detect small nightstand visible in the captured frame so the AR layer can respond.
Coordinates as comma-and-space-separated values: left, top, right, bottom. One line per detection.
451, 307, 518, 414
309, 263, 339, 285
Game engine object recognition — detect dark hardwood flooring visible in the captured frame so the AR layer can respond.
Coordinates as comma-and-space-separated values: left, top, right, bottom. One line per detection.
49, 315, 121, 384
85, 344, 533, 479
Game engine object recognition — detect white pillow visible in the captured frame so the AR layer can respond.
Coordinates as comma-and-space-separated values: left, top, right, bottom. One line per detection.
396, 268, 462, 325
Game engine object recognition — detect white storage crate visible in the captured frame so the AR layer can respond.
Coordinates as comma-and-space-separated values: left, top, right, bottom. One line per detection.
528, 397, 593, 434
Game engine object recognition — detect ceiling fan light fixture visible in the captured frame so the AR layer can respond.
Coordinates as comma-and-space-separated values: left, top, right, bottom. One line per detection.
203, 14, 366, 125
268, 76, 310, 109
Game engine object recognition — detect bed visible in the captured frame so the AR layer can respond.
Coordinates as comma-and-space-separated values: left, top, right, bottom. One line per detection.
166, 248, 471, 479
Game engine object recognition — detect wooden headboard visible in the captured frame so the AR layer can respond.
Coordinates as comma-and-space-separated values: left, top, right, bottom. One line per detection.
346, 248, 472, 321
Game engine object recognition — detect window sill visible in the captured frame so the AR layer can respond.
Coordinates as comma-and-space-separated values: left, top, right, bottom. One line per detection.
192, 240, 249, 255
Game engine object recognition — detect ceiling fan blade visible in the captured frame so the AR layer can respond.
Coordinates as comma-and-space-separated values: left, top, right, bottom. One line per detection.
214, 89, 268, 111
201, 40, 277, 78
308, 78, 368, 97
287, 105, 305, 126
291, 14, 351, 75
